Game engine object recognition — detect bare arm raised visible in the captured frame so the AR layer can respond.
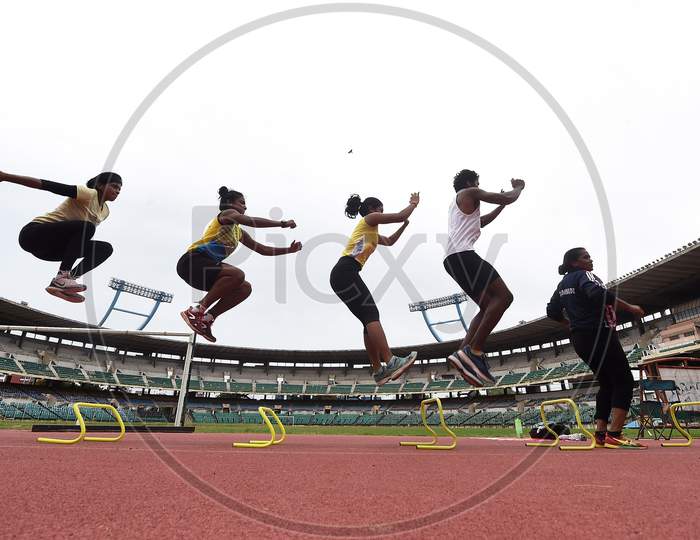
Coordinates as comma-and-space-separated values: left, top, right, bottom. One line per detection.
0, 170, 78, 198
239, 230, 302, 256
458, 179, 525, 214
219, 209, 297, 229
365, 192, 420, 226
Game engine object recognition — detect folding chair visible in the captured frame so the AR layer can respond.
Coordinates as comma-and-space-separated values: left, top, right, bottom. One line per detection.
636, 379, 680, 441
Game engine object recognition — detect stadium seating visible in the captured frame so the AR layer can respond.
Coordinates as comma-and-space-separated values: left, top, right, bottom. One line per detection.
425, 380, 452, 391
0, 356, 21, 373
147, 376, 175, 389
18, 360, 53, 377
255, 383, 279, 394
401, 382, 426, 393
201, 380, 227, 392
280, 384, 304, 394
52, 365, 87, 381
116, 373, 147, 386
305, 384, 328, 395
88, 371, 118, 384
328, 385, 353, 395
497, 372, 526, 386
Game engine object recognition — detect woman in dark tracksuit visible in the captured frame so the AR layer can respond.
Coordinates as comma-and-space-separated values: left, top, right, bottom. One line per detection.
546, 247, 646, 449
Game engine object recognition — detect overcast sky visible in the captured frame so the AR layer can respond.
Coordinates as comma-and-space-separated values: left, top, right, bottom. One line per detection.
1, 1, 698, 350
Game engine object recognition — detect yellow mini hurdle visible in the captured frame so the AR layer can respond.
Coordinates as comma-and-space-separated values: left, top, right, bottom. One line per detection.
37, 402, 125, 445
525, 398, 595, 451
233, 406, 286, 448
400, 397, 457, 450
661, 401, 700, 448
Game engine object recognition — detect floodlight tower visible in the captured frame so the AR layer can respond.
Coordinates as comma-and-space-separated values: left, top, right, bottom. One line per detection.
408, 292, 470, 342
98, 278, 173, 330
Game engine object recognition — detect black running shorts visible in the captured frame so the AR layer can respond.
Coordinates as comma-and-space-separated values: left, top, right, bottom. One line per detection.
443, 250, 501, 301
176, 251, 222, 291
329, 256, 380, 328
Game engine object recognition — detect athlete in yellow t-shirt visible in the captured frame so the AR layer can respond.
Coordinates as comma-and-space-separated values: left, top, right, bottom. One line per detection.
330, 192, 420, 384
177, 186, 302, 342
1, 169, 121, 303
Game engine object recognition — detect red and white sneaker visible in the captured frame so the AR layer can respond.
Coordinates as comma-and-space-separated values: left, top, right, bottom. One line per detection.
604, 434, 647, 449
180, 306, 217, 343
46, 271, 87, 302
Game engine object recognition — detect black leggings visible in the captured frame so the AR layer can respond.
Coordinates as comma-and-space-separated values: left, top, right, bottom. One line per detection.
19, 221, 113, 277
571, 327, 634, 422
329, 256, 380, 329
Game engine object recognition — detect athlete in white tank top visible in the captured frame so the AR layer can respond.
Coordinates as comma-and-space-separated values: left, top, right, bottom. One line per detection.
445, 190, 481, 257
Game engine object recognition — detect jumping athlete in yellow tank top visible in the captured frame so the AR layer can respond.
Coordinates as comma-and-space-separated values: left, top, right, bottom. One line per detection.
177, 186, 302, 342
330, 192, 421, 385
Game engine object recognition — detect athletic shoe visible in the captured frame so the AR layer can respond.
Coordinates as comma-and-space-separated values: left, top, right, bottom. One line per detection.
180, 305, 204, 329
603, 434, 647, 450
457, 346, 496, 385
373, 366, 391, 386
45, 287, 85, 303
48, 270, 87, 293
195, 315, 217, 343
594, 434, 606, 449
374, 352, 418, 385
180, 307, 217, 343
448, 350, 483, 387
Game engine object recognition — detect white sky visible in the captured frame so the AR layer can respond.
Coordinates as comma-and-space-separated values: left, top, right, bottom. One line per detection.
1, 1, 698, 349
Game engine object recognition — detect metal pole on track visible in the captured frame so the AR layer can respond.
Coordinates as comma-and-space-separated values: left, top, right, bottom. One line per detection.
174, 333, 196, 427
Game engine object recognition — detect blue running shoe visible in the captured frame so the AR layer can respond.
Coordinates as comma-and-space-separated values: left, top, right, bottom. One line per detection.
457, 346, 496, 385
382, 351, 418, 384
373, 365, 391, 385
448, 350, 483, 387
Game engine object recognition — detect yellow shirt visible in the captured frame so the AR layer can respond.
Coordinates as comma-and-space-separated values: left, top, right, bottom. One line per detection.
33, 185, 110, 225
341, 217, 379, 267
188, 215, 242, 263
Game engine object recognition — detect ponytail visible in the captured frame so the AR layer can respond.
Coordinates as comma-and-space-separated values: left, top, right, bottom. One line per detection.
558, 247, 585, 275
344, 194, 383, 219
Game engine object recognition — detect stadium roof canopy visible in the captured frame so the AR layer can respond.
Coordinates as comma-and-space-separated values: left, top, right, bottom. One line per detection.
1, 239, 699, 365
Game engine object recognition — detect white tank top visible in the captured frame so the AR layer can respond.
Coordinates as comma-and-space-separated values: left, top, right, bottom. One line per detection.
445, 191, 481, 257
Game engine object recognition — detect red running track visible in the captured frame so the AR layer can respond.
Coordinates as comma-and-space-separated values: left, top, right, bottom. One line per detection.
1, 430, 698, 539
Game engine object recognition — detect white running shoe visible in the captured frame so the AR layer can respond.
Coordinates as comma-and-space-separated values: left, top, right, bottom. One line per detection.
48, 271, 87, 293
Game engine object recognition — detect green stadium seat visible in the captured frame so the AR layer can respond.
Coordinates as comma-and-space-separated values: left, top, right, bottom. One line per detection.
328, 385, 353, 395
88, 371, 117, 384
0, 356, 21, 374
255, 383, 279, 394
497, 372, 526, 386
147, 376, 175, 389
426, 380, 452, 391
353, 384, 376, 395
376, 383, 402, 394
229, 382, 253, 393
201, 380, 227, 392
520, 369, 550, 384
280, 384, 304, 394
52, 365, 86, 381
304, 384, 328, 395
116, 373, 146, 386
18, 360, 53, 377
401, 382, 426, 393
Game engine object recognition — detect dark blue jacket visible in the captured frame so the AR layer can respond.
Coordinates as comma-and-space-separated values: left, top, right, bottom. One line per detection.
546, 270, 617, 330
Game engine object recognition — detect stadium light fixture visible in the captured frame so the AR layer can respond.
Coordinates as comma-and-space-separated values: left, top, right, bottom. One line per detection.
99, 278, 174, 330
408, 293, 470, 342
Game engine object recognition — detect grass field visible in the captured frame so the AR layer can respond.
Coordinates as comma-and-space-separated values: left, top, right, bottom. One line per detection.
2, 419, 698, 439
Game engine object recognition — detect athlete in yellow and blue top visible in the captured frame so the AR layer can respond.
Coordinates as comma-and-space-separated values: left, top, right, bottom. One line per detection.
330, 192, 420, 385
177, 186, 302, 342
